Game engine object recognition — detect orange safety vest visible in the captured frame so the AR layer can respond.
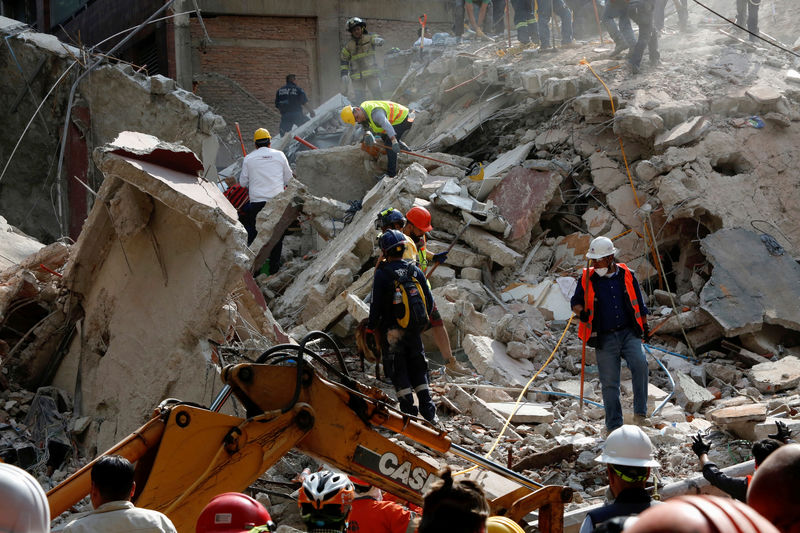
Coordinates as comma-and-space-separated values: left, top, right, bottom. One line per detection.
577, 263, 645, 342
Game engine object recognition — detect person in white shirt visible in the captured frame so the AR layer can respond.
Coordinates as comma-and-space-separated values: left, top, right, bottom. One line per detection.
62, 454, 177, 533
239, 127, 293, 272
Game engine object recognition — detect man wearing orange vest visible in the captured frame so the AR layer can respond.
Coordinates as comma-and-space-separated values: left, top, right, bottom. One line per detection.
571, 236, 650, 433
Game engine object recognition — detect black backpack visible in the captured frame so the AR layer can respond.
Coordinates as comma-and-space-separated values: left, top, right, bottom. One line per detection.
387, 260, 429, 332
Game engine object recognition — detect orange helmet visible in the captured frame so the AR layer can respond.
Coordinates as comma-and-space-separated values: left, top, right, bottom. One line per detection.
406, 205, 433, 232
196, 492, 275, 533
298, 470, 354, 529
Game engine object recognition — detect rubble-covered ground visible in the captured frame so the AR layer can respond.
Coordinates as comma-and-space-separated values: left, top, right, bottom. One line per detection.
2, 0, 800, 530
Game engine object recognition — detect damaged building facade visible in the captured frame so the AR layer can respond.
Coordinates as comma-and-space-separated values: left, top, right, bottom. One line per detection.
2, 0, 800, 530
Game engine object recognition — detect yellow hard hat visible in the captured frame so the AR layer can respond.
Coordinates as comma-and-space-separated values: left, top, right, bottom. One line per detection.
486, 516, 525, 533
254, 128, 271, 142
340, 106, 356, 125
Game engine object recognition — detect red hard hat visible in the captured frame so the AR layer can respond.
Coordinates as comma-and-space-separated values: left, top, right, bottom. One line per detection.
405, 206, 433, 232
196, 492, 274, 533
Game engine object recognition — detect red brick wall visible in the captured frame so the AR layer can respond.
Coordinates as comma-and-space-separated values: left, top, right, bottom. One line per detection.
189, 15, 316, 160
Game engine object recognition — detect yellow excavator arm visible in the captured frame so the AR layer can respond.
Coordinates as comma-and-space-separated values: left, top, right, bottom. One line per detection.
47, 335, 571, 532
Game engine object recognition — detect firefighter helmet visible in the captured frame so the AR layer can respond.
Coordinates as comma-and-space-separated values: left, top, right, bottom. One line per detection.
346, 17, 366, 32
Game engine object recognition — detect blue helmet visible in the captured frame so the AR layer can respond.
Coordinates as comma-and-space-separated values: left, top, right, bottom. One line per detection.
376, 207, 406, 230
379, 229, 407, 253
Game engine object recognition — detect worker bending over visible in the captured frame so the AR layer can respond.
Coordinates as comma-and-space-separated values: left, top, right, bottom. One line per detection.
341, 101, 413, 179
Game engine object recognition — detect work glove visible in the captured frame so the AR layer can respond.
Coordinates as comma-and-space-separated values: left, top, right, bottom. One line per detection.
364, 132, 376, 147
391, 140, 401, 153
643, 324, 652, 343
768, 420, 793, 442
433, 251, 448, 264
578, 310, 590, 322
398, 140, 411, 152
373, 36, 385, 46
691, 433, 711, 458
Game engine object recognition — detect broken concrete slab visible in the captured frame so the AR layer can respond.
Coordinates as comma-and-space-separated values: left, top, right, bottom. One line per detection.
428, 206, 522, 267
447, 385, 521, 439
463, 334, 535, 388
423, 93, 511, 152
700, 228, 800, 336
613, 107, 664, 140
674, 372, 714, 413
654, 116, 711, 152
512, 444, 574, 472
487, 167, 561, 246
709, 403, 767, 425
0, 217, 44, 271
754, 417, 800, 441
652, 309, 713, 335
274, 93, 349, 152
500, 280, 573, 321
294, 145, 382, 203
748, 356, 800, 394
475, 141, 535, 199
573, 92, 618, 122
589, 152, 627, 194
51, 132, 250, 452
487, 402, 554, 424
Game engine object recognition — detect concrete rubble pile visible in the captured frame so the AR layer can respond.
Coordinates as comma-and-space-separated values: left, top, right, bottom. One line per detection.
2, 3, 800, 530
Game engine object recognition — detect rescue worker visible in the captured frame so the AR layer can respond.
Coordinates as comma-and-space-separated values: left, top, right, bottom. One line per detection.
571, 236, 650, 434
376, 207, 468, 375
196, 492, 277, 532
748, 443, 800, 533
654, 0, 688, 33
736, 0, 760, 42
626, 494, 779, 533
580, 425, 660, 532
275, 74, 315, 136
511, 0, 539, 45
239, 128, 293, 273
0, 462, 50, 533
346, 476, 417, 533
453, 0, 466, 42
340, 18, 384, 103
298, 470, 355, 533
367, 229, 438, 425
602, 0, 636, 58
537, 0, 575, 50
690, 422, 789, 502
465, 0, 491, 39
627, 0, 660, 74
62, 455, 177, 533
418, 467, 489, 533
340, 101, 412, 179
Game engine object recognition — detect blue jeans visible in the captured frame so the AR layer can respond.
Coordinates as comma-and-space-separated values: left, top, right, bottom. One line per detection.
596, 327, 649, 431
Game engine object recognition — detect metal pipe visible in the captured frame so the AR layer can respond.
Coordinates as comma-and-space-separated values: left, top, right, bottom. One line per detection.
294, 135, 319, 150
210, 384, 233, 412
450, 443, 543, 489
645, 345, 675, 417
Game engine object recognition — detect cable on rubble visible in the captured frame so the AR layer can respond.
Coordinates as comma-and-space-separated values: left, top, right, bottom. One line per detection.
454, 315, 574, 477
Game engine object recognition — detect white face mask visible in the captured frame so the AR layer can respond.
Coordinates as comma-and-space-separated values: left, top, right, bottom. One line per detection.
594, 267, 608, 277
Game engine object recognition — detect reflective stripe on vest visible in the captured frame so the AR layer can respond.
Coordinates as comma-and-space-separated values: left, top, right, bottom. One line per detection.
577, 263, 644, 342
361, 101, 410, 134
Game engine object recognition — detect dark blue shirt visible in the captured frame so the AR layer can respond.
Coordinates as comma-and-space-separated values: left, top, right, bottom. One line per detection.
275, 82, 308, 114
570, 266, 649, 334
368, 259, 434, 332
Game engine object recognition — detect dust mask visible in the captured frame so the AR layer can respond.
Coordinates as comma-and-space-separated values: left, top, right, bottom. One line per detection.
594, 267, 608, 277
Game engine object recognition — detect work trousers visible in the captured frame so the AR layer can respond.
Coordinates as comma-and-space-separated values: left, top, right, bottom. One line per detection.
654, 0, 688, 31
454, 0, 465, 36
736, 0, 759, 41
537, 0, 573, 47
602, 1, 635, 47
380, 119, 413, 177
383, 329, 436, 422
595, 327, 649, 432
628, 1, 659, 69
278, 110, 308, 136
239, 201, 285, 273
512, 0, 539, 44
352, 76, 382, 106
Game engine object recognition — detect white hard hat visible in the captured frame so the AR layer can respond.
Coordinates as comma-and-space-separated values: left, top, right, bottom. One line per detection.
586, 236, 618, 259
0, 463, 50, 533
595, 425, 660, 467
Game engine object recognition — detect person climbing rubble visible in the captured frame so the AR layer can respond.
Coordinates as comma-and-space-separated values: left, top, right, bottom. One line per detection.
196, 492, 277, 532
627, 0, 660, 74
748, 443, 800, 533
367, 229, 438, 425
571, 236, 651, 434
376, 206, 468, 375
238, 128, 293, 272
690, 422, 789, 502
580, 425, 661, 532
275, 74, 315, 136
602, 0, 636, 58
537, 0, 576, 50
340, 17, 384, 103
340, 101, 412, 179
298, 471, 355, 533
0, 462, 50, 533
346, 476, 417, 533
62, 455, 177, 532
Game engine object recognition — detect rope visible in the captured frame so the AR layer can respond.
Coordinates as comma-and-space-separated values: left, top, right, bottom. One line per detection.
453, 315, 573, 477
580, 58, 664, 289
